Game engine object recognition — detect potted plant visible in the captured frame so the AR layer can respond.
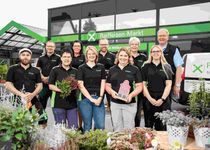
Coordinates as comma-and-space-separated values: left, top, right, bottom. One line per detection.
188, 80, 210, 148
155, 110, 191, 148
0, 97, 39, 149
0, 64, 8, 83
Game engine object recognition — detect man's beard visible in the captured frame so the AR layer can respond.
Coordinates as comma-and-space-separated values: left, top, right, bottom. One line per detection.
20, 59, 30, 65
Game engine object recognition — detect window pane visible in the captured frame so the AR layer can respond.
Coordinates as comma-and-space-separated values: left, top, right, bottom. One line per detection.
116, 10, 156, 29
160, 2, 210, 25
81, 15, 114, 33
51, 20, 79, 35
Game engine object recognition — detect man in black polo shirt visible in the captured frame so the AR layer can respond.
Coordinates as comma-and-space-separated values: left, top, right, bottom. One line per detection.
36, 41, 60, 109
5, 48, 47, 124
98, 38, 115, 110
49, 49, 78, 128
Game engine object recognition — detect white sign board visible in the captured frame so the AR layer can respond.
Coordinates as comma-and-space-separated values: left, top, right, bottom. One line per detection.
184, 79, 210, 93
185, 53, 210, 79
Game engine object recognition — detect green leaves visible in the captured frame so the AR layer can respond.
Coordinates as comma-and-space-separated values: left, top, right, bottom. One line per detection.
0, 105, 39, 149
57, 76, 78, 99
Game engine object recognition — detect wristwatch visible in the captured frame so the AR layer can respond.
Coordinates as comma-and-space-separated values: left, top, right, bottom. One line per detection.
161, 97, 166, 102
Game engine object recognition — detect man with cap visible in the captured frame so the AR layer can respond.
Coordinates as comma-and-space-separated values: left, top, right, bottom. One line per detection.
5, 48, 47, 124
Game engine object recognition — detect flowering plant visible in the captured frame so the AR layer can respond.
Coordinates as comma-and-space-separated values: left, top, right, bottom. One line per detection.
155, 110, 191, 127
57, 76, 78, 99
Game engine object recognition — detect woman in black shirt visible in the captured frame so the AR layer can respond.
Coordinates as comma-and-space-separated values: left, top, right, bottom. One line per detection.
142, 45, 173, 131
106, 47, 143, 131
71, 40, 85, 69
49, 49, 78, 128
77, 46, 106, 132
71, 40, 85, 131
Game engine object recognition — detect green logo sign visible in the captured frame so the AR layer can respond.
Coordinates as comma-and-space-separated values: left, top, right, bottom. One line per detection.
87, 30, 96, 42
193, 64, 203, 73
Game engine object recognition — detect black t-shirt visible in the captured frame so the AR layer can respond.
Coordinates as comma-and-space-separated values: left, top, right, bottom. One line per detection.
48, 66, 77, 109
71, 54, 85, 69
107, 64, 142, 104
98, 52, 115, 70
77, 63, 106, 98
6, 64, 42, 93
132, 53, 147, 70
36, 53, 61, 77
141, 63, 172, 94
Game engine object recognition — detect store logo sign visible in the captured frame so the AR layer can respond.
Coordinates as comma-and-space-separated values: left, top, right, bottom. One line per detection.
88, 30, 96, 42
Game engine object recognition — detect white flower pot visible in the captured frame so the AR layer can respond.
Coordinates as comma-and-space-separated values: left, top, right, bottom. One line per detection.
167, 125, 189, 147
193, 127, 210, 148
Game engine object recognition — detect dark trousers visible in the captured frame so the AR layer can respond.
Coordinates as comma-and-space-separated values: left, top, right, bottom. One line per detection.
134, 94, 143, 127
143, 92, 171, 131
38, 85, 52, 109
52, 107, 78, 128
31, 99, 48, 124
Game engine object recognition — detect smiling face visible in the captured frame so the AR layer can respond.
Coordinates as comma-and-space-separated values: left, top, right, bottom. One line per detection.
129, 40, 139, 53
72, 42, 81, 54
150, 46, 162, 60
86, 49, 97, 63
61, 52, 72, 66
19, 51, 31, 65
118, 50, 129, 65
158, 29, 169, 46
45, 41, 56, 54
99, 39, 109, 53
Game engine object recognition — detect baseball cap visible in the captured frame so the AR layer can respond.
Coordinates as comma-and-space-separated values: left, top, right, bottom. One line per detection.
19, 48, 32, 55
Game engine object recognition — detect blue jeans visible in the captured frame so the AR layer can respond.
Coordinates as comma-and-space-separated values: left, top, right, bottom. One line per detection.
78, 96, 105, 132
52, 108, 78, 129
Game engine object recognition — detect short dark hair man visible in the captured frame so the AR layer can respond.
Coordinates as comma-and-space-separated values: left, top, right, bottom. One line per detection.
36, 41, 61, 110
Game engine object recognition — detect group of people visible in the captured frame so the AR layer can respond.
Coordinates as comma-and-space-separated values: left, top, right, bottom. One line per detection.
4, 28, 183, 132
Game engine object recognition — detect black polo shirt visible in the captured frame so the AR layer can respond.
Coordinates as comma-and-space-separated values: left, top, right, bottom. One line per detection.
132, 53, 147, 70
36, 53, 61, 77
49, 66, 77, 109
141, 63, 172, 94
98, 52, 115, 70
71, 54, 85, 69
77, 63, 106, 98
6, 64, 41, 93
107, 64, 142, 104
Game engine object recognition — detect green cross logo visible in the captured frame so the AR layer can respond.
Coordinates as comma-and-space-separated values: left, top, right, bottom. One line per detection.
193, 64, 203, 73
88, 30, 96, 42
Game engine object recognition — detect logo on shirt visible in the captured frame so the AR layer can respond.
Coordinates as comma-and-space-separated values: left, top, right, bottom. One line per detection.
79, 59, 83, 62
51, 59, 57, 62
28, 72, 34, 75
96, 69, 101, 72
106, 58, 112, 61
125, 70, 131, 73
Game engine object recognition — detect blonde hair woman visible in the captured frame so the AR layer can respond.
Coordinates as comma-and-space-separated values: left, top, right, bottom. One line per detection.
77, 45, 106, 132
142, 45, 173, 131
106, 47, 143, 131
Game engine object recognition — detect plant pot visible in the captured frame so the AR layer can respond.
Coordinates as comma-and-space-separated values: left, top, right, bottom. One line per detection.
167, 125, 189, 147
193, 127, 210, 148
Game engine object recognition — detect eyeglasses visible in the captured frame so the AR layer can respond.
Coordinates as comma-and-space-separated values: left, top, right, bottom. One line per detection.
151, 50, 161, 53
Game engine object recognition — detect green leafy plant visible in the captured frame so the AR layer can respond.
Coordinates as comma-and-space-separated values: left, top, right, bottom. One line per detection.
155, 110, 191, 127
0, 64, 8, 80
66, 129, 110, 150
0, 105, 39, 149
188, 80, 210, 127
57, 76, 78, 99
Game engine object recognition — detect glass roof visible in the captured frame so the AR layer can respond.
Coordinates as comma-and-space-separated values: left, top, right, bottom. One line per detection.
0, 24, 46, 53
